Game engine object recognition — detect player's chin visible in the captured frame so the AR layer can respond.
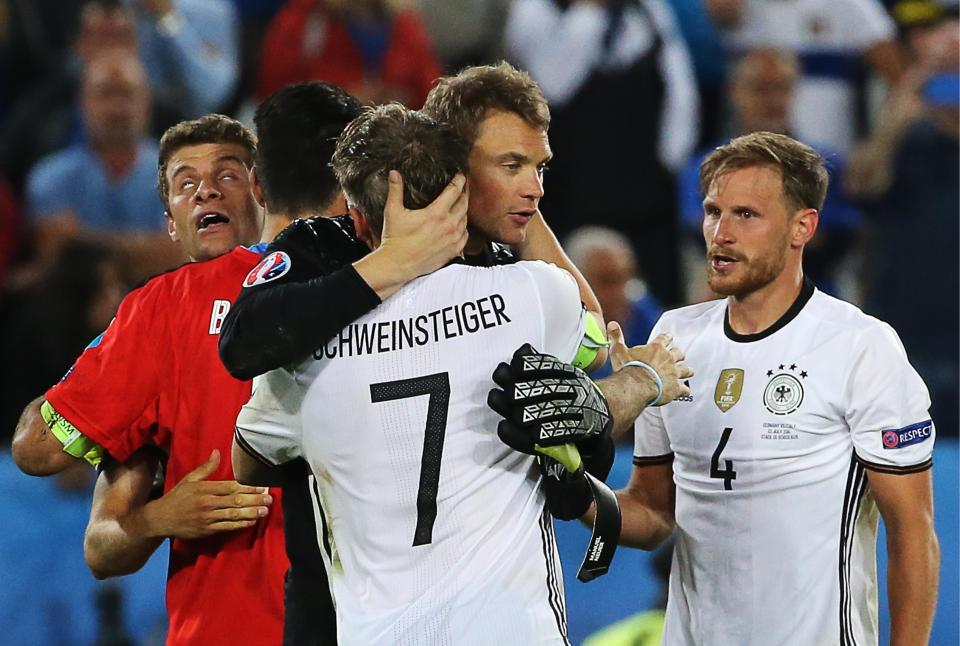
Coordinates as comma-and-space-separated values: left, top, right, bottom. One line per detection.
500, 219, 529, 244
706, 272, 741, 297
197, 237, 241, 261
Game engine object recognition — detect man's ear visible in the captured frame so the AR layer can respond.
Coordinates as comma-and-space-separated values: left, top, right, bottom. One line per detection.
350, 206, 374, 247
166, 211, 178, 242
792, 208, 818, 249
250, 166, 266, 208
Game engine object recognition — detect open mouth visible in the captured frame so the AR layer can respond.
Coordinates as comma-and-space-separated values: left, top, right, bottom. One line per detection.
709, 252, 740, 270
197, 212, 230, 231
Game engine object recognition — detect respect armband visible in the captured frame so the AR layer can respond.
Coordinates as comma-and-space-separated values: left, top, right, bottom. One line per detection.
39, 400, 104, 467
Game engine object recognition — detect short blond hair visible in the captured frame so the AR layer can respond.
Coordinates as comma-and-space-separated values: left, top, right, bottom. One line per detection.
699, 131, 828, 211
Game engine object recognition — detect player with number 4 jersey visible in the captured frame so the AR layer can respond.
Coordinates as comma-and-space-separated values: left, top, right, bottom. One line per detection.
634, 278, 934, 645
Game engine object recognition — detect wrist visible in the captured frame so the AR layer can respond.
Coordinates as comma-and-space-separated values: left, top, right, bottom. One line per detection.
619, 361, 662, 405
352, 246, 411, 301
137, 500, 169, 539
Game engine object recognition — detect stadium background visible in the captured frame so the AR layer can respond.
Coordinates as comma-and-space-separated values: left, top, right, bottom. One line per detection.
0, 0, 956, 643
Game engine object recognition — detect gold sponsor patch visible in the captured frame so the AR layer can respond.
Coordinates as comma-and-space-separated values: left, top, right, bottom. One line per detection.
714, 368, 744, 412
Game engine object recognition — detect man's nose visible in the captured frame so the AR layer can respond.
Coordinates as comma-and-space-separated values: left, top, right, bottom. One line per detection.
194, 177, 223, 202
522, 169, 545, 200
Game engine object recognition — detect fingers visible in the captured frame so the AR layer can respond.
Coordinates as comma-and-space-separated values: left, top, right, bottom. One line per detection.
607, 321, 628, 370
491, 363, 515, 390
191, 479, 271, 497
183, 449, 221, 482
487, 386, 513, 417
607, 321, 625, 348
201, 503, 272, 534
384, 169, 404, 215
430, 172, 468, 213
214, 490, 273, 511
677, 361, 694, 380
202, 520, 260, 534
497, 420, 537, 454
650, 332, 673, 349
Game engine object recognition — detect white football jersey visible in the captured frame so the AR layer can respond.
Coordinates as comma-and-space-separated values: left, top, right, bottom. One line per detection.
634, 282, 934, 646
237, 261, 587, 646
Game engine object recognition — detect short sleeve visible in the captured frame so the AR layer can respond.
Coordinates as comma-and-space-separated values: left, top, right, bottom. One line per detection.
234, 369, 304, 467
44, 284, 165, 462
633, 315, 673, 462
520, 261, 587, 364
846, 322, 934, 473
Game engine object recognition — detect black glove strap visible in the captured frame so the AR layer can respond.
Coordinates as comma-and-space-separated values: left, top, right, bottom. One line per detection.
576, 471, 621, 582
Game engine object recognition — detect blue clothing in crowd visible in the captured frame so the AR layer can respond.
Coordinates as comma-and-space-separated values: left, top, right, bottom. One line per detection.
130, 0, 240, 116
27, 141, 165, 232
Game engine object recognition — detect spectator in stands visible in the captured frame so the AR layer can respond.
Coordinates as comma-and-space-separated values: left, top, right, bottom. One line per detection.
678, 48, 863, 301
24, 49, 182, 286
257, 0, 442, 107
505, 0, 699, 306
565, 226, 662, 382
0, 0, 240, 193
664, 0, 729, 146
706, 0, 905, 153
122, 0, 240, 125
846, 8, 958, 437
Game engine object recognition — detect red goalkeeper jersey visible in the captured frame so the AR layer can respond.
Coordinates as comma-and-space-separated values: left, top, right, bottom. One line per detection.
45, 246, 287, 646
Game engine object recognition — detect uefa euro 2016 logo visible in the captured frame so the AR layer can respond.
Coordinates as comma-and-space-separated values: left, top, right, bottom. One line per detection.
244, 251, 292, 287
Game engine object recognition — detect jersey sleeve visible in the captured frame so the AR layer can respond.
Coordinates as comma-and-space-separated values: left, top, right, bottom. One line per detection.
519, 261, 587, 364
234, 369, 304, 467
218, 216, 379, 380
633, 315, 673, 463
43, 283, 167, 462
845, 321, 934, 473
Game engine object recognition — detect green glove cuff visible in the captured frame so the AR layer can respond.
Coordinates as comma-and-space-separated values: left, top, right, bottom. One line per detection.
573, 312, 609, 370
40, 400, 104, 467
535, 442, 582, 473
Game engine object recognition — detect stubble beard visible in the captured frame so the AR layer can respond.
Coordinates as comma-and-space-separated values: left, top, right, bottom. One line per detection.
707, 248, 788, 299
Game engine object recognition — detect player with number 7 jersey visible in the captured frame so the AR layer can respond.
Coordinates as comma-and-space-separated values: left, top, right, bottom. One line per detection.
235, 257, 588, 645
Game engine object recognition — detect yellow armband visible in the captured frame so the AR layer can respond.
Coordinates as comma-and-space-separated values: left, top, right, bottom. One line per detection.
572, 312, 609, 370
39, 400, 104, 467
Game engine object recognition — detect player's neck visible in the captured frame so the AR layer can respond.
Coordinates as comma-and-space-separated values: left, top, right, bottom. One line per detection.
260, 213, 295, 243
726, 267, 805, 335
463, 229, 490, 256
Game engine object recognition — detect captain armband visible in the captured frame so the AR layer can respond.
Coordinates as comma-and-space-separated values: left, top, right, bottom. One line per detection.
39, 400, 105, 467
572, 312, 609, 370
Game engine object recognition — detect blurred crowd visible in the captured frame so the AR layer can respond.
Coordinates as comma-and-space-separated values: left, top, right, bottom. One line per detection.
0, 0, 957, 447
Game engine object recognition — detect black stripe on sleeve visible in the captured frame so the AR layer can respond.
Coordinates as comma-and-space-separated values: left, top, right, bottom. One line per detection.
234, 427, 277, 468
633, 453, 674, 467
855, 455, 933, 475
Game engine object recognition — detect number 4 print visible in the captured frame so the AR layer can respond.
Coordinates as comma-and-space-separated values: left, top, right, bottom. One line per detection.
710, 427, 737, 490
370, 373, 450, 546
